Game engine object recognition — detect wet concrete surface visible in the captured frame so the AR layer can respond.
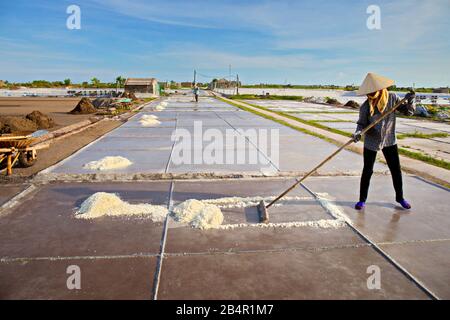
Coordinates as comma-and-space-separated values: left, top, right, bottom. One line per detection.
304, 175, 450, 243
303, 175, 450, 298
0, 182, 169, 299
0, 177, 447, 299
379, 241, 450, 299
158, 178, 444, 299
0, 182, 170, 258
51, 149, 172, 174
157, 247, 427, 300
0, 256, 156, 299
273, 135, 387, 173
0, 184, 28, 206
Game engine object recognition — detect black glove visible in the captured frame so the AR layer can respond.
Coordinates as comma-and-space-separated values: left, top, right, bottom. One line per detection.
405, 90, 415, 104
352, 130, 362, 143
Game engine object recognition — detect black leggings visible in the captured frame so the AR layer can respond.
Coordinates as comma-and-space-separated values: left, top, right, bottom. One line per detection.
360, 144, 404, 202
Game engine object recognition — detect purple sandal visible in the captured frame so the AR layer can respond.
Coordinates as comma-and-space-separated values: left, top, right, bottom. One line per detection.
398, 199, 412, 209
354, 201, 365, 210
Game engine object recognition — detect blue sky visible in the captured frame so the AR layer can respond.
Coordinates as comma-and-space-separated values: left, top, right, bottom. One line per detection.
0, 0, 449, 86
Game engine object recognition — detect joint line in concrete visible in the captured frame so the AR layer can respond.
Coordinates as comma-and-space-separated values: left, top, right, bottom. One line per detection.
151, 180, 174, 300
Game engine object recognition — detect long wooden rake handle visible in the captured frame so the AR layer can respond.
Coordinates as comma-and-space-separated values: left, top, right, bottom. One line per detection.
266, 97, 408, 209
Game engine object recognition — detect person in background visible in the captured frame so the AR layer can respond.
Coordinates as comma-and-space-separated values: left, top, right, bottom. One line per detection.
193, 85, 200, 102
352, 73, 416, 210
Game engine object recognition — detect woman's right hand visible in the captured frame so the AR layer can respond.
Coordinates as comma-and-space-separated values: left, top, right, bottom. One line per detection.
352, 131, 362, 143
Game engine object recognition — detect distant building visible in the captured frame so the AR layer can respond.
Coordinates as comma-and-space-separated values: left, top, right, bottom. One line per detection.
124, 78, 159, 97
0, 80, 5, 88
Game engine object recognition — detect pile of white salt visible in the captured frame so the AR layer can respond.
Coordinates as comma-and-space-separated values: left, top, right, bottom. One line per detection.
172, 199, 223, 230
83, 156, 132, 171
75, 192, 168, 221
139, 114, 161, 127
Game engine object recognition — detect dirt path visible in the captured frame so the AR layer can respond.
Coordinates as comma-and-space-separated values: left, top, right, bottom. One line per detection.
0, 119, 123, 182
0, 97, 97, 129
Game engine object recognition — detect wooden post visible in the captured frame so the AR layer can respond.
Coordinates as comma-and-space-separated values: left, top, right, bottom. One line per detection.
6, 153, 12, 176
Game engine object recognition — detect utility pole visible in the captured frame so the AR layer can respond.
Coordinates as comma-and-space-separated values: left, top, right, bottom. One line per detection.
193, 69, 196, 87
236, 74, 239, 95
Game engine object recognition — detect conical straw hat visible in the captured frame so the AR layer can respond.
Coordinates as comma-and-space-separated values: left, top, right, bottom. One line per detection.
356, 72, 395, 96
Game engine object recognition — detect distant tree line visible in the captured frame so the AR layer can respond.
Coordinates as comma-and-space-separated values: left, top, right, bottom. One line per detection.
1, 76, 127, 89
1, 78, 441, 93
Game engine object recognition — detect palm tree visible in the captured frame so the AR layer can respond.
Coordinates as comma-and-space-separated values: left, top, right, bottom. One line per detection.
115, 76, 126, 93
90, 77, 100, 88
115, 76, 125, 87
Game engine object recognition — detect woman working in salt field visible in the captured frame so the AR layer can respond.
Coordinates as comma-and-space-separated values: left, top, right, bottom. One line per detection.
352, 73, 416, 210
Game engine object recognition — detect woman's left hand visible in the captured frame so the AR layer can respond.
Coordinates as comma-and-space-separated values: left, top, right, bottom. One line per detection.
405, 90, 415, 104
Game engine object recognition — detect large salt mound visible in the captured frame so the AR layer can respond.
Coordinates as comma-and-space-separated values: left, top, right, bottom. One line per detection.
191, 204, 224, 230
172, 199, 205, 223
172, 199, 224, 230
75, 192, 168, 221
83, 156, 132, 171
139, 115, 161, 127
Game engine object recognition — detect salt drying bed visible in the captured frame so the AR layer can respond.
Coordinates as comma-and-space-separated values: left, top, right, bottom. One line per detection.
1, 176, 449, 299
2, 94, 449, 299
42, 95, 383, 176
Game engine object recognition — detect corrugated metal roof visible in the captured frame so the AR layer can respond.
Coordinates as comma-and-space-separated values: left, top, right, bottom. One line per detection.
125, 78, 157, 85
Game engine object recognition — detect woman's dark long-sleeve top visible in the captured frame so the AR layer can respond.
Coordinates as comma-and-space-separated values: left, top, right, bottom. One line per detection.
356, 92, 415, 151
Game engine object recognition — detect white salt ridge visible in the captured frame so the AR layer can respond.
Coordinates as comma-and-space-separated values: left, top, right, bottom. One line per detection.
155, 104, 166, 111
139, 114, 161, 127
315, 192, 352, 224
83, 156, 132, 171
216, 219, 346, 230
202, 194, 348, 230
75, 192, 168, 221
202, 196, 311, 209
171, 196, 313, 230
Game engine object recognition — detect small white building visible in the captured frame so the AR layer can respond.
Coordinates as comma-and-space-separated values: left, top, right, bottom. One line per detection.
124, 78, 159, 97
